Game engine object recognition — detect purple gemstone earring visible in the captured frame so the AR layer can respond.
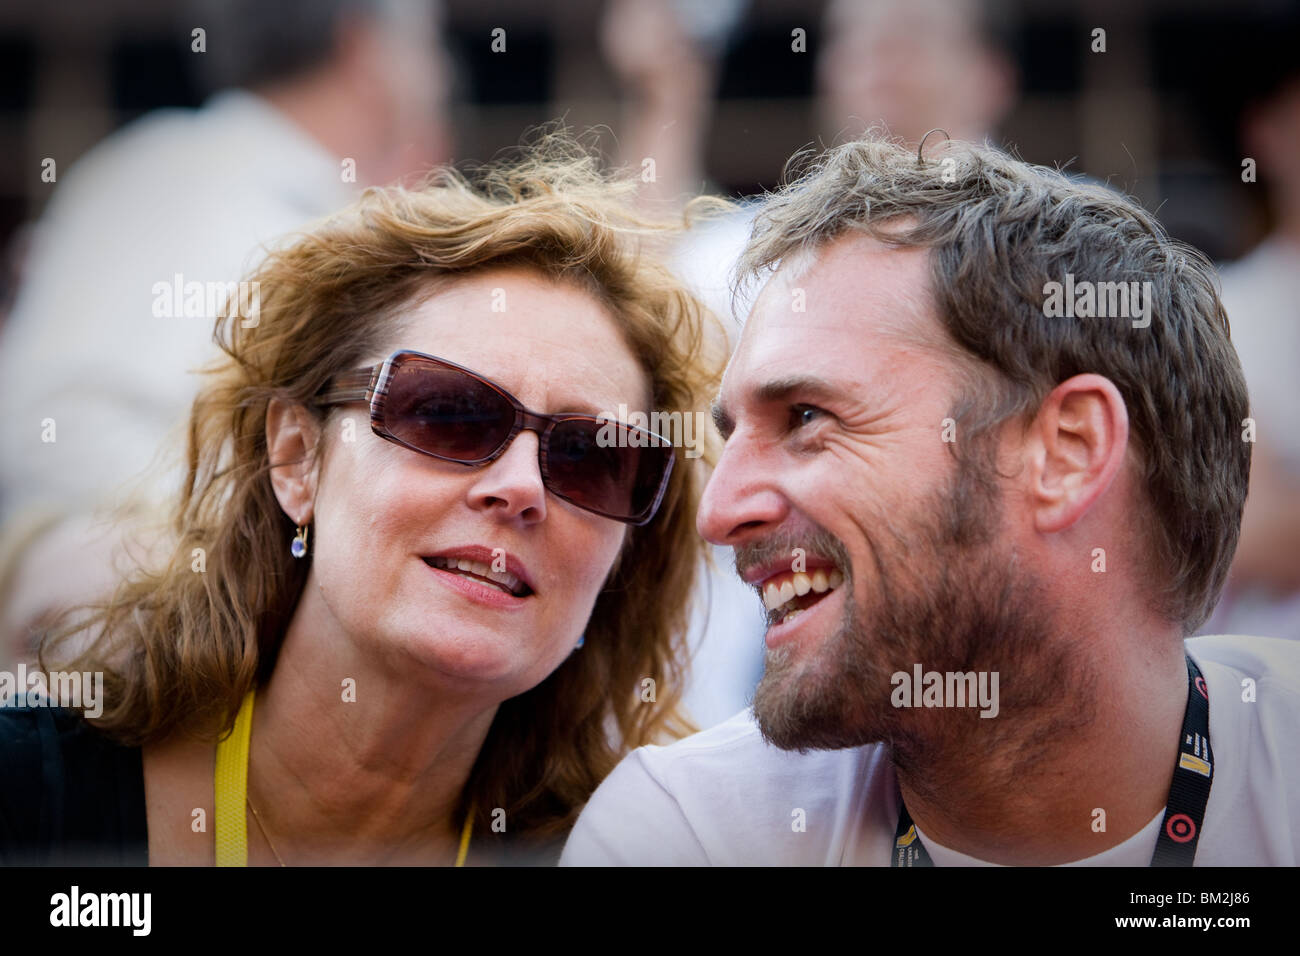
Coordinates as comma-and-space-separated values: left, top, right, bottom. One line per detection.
291, 525, 310, 559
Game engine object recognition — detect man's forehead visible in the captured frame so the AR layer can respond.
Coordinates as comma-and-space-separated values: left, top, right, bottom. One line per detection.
728, 233, 944, 387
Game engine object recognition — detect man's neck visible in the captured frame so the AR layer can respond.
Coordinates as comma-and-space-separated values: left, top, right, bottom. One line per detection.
893, 635, 1189, 866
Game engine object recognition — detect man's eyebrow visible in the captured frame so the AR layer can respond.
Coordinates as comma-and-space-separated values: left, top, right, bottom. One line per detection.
753, 375, 841, 405
711, 375, 844, 440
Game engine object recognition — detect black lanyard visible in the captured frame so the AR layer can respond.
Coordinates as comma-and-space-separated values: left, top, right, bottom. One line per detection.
891, 654, 1213, 867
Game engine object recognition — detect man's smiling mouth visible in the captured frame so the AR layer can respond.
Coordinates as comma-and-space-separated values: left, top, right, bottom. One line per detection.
761, 568, 844, 625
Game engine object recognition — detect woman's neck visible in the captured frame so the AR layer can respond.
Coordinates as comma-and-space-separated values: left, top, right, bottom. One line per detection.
244, 606, 499, 865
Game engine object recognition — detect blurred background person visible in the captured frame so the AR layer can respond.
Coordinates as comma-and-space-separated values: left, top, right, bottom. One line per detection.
602, 0, 1018, 211
670, 0, 1023, 365
1202, 52, 1300, 641
0, 0, 452, 663
816, 0, 1017, 146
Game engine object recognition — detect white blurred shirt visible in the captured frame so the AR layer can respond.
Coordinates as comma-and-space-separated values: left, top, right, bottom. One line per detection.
1205, 238, 1300, 640
680, 544, 767, 729
670, 206, 767, 728
0, 89, 354, 517
1221, 237, 1300, 470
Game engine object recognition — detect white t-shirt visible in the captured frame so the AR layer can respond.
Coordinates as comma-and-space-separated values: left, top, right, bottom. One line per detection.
560, 634, 1300, 865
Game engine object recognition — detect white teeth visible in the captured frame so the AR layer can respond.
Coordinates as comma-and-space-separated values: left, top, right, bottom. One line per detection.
759, 566, 844, 618
781, 608, 802, 625
428, 556, 525, 595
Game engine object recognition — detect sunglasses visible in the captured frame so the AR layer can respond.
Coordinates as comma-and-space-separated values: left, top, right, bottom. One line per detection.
314, 350, 675, 525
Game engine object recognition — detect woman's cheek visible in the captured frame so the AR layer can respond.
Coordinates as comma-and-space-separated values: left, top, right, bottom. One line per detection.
572, 526, 628, 609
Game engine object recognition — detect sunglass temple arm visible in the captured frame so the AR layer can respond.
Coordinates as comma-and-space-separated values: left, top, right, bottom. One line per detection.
315, 366, 379, 407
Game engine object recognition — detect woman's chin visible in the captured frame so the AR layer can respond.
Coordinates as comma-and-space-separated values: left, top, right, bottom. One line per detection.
384, 622, 551, 690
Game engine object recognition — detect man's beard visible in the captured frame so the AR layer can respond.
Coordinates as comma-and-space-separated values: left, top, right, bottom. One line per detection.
746, 446, 1090, 766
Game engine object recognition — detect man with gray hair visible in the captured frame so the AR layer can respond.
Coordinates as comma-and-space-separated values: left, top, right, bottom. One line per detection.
562, 135, 1300, 866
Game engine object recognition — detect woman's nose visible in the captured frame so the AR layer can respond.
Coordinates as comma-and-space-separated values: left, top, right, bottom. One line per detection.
465, 429, 548, 524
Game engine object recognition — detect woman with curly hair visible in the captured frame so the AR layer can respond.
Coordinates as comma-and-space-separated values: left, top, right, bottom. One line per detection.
0, 138, 724, 866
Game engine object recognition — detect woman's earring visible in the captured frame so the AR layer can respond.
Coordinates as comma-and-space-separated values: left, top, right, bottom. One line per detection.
290, 525, 310, 559
575, 633, 585, 649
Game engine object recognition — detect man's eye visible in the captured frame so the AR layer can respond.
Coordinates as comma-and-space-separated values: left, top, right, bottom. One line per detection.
790, 405, 826, 429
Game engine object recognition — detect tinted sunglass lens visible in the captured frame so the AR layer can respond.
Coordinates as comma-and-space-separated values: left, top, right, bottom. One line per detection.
383, 363, 513, 461
546, 419, 671, 521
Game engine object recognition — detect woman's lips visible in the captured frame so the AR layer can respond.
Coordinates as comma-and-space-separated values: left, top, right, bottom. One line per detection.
420, 545, 536, 593
422, 559, 532, 610
423, 554, 531, 596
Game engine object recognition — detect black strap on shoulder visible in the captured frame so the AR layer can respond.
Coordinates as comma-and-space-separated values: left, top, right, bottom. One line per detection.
892, 804, 933, 867
1150, 656, 1213, 866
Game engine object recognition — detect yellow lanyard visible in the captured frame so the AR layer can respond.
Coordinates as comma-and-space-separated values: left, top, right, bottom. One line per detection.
213, 689, 474, 866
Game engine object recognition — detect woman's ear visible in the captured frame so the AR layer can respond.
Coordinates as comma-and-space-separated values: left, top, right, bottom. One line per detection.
266, 398, 324, 525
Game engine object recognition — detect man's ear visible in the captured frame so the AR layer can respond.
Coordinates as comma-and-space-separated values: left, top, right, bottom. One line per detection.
1024, 374, 1129, 534
266, 398, 324, 525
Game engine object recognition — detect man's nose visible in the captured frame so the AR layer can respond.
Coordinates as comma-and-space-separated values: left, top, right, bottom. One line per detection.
696, 436, 788, 547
